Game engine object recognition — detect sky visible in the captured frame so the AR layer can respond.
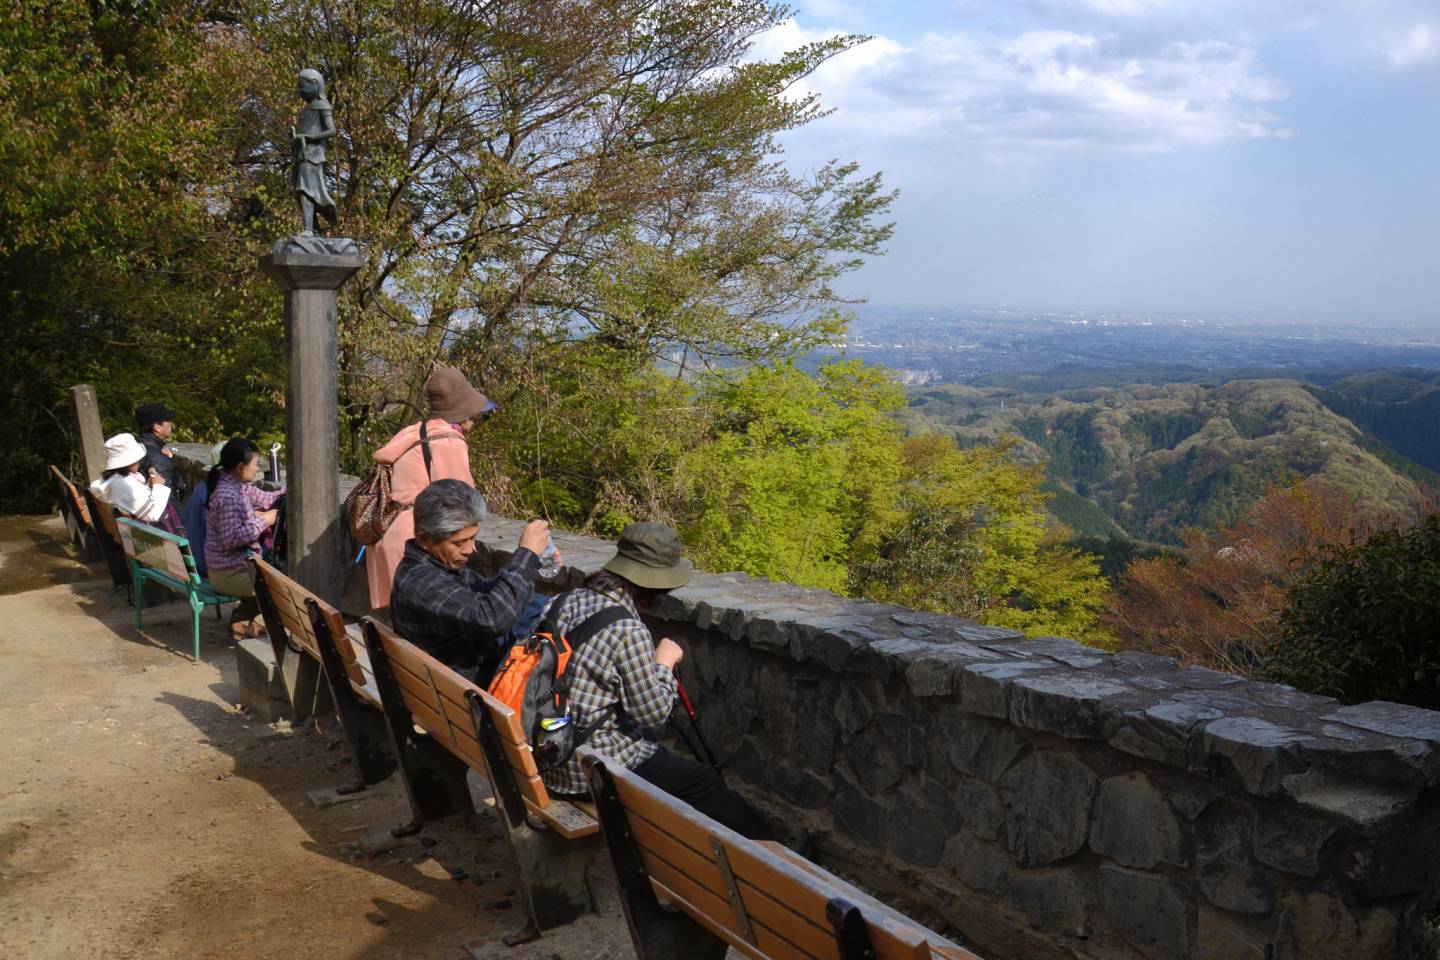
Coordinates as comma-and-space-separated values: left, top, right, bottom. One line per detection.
755, 1, 1440, 321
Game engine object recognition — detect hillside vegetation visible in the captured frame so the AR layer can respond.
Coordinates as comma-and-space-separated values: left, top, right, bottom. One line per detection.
1305, 369, 1440, 473
906, 378, 1433, 544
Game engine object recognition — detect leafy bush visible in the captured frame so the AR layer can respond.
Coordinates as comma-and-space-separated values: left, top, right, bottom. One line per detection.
1261, 516, 1440, 707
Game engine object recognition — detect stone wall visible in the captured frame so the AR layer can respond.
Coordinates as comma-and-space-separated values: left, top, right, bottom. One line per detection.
475, 520, 1440, 960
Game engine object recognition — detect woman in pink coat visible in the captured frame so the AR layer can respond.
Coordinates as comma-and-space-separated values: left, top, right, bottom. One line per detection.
366, 367, 496, 611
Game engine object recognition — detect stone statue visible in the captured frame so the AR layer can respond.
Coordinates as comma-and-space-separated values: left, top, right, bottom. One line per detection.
292, 68, 337, 235
274, 68, 357, 256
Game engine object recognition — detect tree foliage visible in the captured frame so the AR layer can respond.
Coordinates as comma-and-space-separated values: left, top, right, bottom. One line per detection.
680, 360, 903, 592
251, 0, 894, 462
851, 435, 1112, 645
3, 0, 1114, 646
1260, 515, 1440, 708
1104, 480, 1413, 668
2, 0, 893, 508
2, 1, 285, 505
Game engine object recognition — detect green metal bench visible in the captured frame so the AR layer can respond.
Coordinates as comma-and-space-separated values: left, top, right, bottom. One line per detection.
116, 518, 239, 661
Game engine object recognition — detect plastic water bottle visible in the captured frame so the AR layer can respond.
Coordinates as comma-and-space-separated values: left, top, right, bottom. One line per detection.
537, 536, 562, 579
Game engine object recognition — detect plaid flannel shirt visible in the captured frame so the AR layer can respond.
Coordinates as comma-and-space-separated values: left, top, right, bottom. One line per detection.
204, 474, 283, 572
541, 572, 676, 796
390, 539, 539, 682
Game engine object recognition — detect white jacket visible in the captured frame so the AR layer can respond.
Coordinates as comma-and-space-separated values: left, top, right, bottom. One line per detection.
91, 472, 171, 524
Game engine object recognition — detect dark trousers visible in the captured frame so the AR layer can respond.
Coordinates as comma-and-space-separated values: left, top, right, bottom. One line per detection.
634, 747, 774, 841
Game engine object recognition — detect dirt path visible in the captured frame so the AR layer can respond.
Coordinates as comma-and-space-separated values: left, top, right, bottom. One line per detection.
0, 516, 638, 960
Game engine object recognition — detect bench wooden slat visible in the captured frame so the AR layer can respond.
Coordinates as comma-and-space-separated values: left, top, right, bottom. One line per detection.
742, 843, 967, 960
49, 466, 92, 525
343, 623, 375, 690
278, 588, 321, 656
379, 635, 487, 773
255, 560, 322, 659
587, 750, 981, 960
626, 812, 837, 960
482, 697, 530, 747
254, 557, 380, 711
366, 618, 600, 847
521, 796, 599, 839
497, 727, 541, 777
648, 868, 801, 960
465, 691, 554, 811
91, 494, 122, 541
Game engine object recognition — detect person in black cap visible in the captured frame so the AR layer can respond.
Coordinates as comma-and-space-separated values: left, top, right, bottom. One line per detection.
135, 402, 179, 492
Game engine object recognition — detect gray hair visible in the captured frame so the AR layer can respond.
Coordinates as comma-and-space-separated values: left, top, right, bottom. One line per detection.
413, 479, 487, 541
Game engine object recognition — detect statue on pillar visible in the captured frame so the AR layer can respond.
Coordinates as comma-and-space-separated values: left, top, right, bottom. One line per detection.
272, 68, 358, 256
292, 68, 337, 236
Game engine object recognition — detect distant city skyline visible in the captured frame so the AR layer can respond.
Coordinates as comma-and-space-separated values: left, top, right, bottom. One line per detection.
761, 1, 1440, 322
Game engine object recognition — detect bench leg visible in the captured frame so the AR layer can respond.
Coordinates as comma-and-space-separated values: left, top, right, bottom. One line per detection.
585, 760, 728, 960
190, 597, 203, 662
373, 682, 465, 829
469, 697, 599, 934
502, 809, 600, 932
327, 682, 395, 788
132, 564, 145, 632
280, 651, 329, 724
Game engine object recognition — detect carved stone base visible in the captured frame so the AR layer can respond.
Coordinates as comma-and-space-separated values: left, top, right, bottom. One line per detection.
270, 234, 360, 257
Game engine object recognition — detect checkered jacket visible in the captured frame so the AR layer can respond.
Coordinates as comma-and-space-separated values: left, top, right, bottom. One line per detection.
390, 539, 539, 682
541, 572, 676, 796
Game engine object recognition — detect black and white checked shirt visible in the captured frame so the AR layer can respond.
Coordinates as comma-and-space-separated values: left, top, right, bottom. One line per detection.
542, 572, 677, 796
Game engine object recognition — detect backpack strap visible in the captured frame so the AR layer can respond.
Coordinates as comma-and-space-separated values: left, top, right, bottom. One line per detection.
564, 603, 634, 652
419, 418, 434, 479
552, 602, 640, 751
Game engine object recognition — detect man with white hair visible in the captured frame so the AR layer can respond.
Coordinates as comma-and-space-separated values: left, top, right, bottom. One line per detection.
389, 479, 551, 685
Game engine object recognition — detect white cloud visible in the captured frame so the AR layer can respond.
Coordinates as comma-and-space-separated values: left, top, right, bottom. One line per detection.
760, 20, 1290, 156
1387, 23, 1439, 69
1033, 0, 1440, 72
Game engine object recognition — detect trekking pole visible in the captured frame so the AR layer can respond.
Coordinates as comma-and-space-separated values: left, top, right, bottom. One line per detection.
675, 680, 722, 774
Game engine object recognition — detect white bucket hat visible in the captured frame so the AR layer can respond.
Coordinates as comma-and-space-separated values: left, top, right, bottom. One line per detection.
103, 433, 148, 471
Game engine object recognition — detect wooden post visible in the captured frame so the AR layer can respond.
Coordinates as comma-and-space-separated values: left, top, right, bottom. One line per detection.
70, 384, 107, 484
258, 249, 362, 605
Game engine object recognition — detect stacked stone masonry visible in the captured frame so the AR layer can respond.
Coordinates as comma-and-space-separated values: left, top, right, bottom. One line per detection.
475, 519, 1440, 960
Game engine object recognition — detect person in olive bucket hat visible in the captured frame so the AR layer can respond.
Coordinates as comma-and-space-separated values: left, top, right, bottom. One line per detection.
537, 522, 774, 840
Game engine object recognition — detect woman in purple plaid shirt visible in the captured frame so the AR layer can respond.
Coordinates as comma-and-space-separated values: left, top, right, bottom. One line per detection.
204, 439, 284, 641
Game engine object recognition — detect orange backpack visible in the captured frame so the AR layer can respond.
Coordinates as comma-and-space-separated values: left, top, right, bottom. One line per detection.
487, 598, 633, 769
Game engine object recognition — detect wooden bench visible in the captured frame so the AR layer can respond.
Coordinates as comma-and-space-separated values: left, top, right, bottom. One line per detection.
83, 487, 133, 590
361, 617, 603, 938
248, 557, 395, 790
116, 518, 239, 661
580, 748, 983, 960
47, 465, 97, 558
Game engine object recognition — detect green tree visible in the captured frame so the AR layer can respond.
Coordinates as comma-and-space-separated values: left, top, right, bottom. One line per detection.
851, 434, 1112, 645
679, 360, 903, 592
3, 0, 894, 513
251, 0, 894, 464
1261, 515, 1440, 707
1, 1, 283, 509
471, 343, 708, 536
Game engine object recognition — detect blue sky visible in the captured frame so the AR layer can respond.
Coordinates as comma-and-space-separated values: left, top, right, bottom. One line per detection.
757, 1, 1440, 322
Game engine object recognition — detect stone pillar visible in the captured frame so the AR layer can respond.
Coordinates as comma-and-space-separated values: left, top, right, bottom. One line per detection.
70, 384, 106, 484
258, 248, 362, 605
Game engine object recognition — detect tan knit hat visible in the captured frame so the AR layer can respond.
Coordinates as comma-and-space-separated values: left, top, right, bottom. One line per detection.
425, 366, 495, 423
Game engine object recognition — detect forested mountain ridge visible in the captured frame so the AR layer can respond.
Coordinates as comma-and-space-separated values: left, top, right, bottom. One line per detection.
1304, 369, 1440, 473
904, 377, 1433, 544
